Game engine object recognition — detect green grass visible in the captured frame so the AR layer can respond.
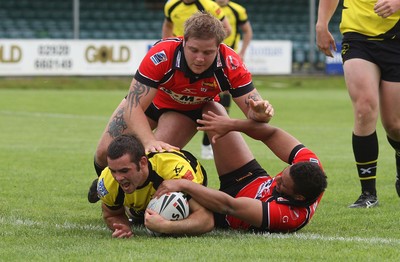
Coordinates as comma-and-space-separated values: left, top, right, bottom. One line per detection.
0, 75, 399, 261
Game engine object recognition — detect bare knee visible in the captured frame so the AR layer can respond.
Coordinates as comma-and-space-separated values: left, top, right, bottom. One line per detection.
383, 123, 400, 141
203, 102, 227, 116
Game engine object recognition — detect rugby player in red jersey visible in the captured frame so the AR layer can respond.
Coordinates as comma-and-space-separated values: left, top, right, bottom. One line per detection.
146, 102, 327, 233
88, 12, 273, 203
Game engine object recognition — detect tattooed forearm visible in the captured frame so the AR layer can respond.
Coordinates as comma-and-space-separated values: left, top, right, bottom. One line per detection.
245, 92, 262, 106
107, 108, 128, 138
127, 81, 151, 115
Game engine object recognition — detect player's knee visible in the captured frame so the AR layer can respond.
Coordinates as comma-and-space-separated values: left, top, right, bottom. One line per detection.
203, 101, 227, 116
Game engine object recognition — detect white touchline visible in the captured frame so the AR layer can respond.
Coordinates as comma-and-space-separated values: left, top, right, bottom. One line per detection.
1, 216, 108, 233
0, 110, 108, 121
2, 216, 399, 245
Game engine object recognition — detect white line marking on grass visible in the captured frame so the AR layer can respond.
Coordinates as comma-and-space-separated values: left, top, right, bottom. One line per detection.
2, 216, 399, 245
0, 216, 108, 233
261, 232, 400, 245
0, 110, 108, 121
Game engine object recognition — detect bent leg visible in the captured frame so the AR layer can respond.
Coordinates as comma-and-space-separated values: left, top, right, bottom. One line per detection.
202, 102, 254, 176
153, 111, 198, 149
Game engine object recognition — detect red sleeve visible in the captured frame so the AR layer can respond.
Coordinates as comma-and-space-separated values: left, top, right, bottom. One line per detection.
291, 147, 323, 170
262, 199, 319, 232
219, 45, 254, 98
134, 38, 181, 88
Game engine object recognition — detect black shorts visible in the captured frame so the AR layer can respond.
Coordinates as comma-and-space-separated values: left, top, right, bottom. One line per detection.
218, 159, 270, 197
341, 38, 400, 82
144, 102, 203, 123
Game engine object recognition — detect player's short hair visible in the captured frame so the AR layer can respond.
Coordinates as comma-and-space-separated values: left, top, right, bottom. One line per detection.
107, 134, 145, 167
290, 162, 327, 202
184, 11, 226, 45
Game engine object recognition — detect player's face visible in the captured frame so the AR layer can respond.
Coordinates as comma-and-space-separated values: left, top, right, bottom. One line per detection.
275, 166, 297, 198
183, 37, 219, 75
107, 153, 147, 194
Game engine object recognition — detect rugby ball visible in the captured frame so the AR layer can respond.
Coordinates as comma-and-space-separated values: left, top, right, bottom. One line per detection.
145, 192, 189, 236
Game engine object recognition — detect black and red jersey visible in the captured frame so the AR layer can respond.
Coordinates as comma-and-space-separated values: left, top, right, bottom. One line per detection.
224, 147, 324, 233
134, 37, 254, 111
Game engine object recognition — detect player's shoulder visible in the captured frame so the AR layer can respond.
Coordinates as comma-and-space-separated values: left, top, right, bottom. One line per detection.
292, 147, 322, 168
147, 149, 182, 161
147, 37, 182, 58
153, 37, 182, 49
200, 0, 224, 17
97, 168, 119, 199
218, 43, 243, 66
164, 0, 181, 8
219, 42, 239, 55
228, 1, 246, 12
164, 0, 181, 12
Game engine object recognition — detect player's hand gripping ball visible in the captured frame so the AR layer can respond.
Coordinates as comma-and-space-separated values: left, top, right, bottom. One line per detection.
145, 192, 189, 236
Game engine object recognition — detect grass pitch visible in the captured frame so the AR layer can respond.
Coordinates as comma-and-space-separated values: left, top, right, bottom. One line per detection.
0, 75, 399, 261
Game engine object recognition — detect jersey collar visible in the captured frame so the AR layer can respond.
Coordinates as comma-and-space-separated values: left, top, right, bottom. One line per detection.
173, 43, 226, 83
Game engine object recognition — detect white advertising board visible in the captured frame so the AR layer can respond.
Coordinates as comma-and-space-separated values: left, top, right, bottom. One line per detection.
0, 39, 292, 76
244, 40, 292, 75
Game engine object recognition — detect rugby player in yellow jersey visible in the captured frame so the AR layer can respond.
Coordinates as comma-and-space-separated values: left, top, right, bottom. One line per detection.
97, 134, 213, 238
162, 0, 232, 39
215, 0, 253, 60
316, 0, 400, 208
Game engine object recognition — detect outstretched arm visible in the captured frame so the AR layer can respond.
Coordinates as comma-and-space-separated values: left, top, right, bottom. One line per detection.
154, 179, 264, 228
197, 111, 301, 163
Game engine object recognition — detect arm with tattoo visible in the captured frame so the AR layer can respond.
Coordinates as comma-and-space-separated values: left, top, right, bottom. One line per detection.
235, 90, 274, 123
126, 81, 151, 117
112, 79, 179, 153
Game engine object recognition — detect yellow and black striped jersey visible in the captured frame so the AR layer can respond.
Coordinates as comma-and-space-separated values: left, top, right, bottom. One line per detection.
98, 150, 207, 218
219, 1, 248, 51
340, 0, 400, 39
164, 0, 225, 37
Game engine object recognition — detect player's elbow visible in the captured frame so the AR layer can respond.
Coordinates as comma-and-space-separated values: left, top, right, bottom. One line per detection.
203, 216, 215, 233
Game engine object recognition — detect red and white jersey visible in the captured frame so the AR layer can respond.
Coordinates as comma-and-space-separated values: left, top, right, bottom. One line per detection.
134, 37, 254, 111
226, 148, 324, 232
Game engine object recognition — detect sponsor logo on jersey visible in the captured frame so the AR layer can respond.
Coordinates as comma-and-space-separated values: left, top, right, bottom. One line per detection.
226, 55, 239, 70
150, 50, 168, 65
182, 170, 194, 181
255, 179, 273, 199
202, 81, 217, 90
342, 43, 349, 55
182, 88, 197, 94
173, 164, 184, 176
97, 178, 109, 197
159, 87, 214, 105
